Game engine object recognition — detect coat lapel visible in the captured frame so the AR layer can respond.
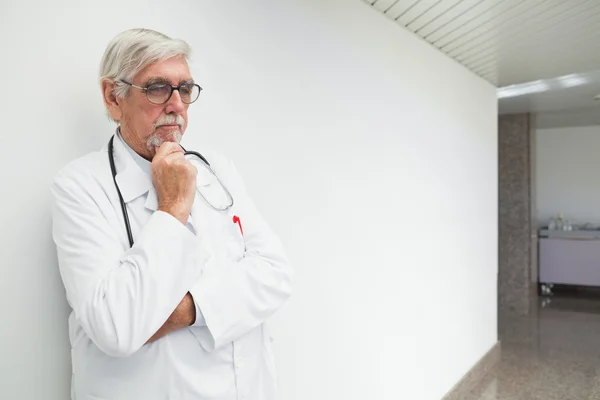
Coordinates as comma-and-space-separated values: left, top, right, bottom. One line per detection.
112, 133, 154, 210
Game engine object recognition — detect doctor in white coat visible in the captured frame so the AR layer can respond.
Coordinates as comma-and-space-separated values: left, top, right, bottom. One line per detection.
51, 28, 294, 400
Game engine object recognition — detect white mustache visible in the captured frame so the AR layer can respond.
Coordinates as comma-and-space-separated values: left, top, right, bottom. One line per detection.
146, 114, 185, 153
152, 114, 184, 130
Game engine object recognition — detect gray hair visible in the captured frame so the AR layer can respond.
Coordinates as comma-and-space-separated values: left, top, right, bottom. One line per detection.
99, 28, 191, 115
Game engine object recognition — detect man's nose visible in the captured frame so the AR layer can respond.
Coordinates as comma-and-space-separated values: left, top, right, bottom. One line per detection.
165, 90, 185, 114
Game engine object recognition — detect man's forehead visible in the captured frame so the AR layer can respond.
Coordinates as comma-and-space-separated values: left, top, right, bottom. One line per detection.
135, 57, 192, 84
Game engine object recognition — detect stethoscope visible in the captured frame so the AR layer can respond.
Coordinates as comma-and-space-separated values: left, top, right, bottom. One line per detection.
108, 133, 234, 248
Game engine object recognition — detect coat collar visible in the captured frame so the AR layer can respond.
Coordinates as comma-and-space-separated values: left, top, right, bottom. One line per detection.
110, 129, 216, 212
112, 132, 153, 207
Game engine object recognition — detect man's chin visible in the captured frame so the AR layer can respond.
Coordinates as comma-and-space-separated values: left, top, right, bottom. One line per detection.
146, 130, 183, 153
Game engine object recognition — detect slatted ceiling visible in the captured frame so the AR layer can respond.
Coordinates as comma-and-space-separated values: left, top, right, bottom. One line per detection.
421, 0, 501, 44
385, 0, 421, 20
471, 6, 600, 77
462, 0, 600, 70
443, 0, 548, 56
382, 0, 424, 14
409, 0, 467, 31
411, 0, 466, 36
486, 39, 600, 83
363, 0, 600, 86
432, 0, 522, 49
451, 0, 566, 62
475, 41, 594, 82
468, 0, 600, 79
396, 0, 448, 29
416, 0, 487, 39
455, 0, 571, 60
371, 0, 402, 12
400, 1, 435, 28
391, 1, 434, 21
481, 49, 600, 85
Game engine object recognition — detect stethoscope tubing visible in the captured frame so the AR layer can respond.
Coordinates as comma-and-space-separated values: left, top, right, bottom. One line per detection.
108, 134, 233, 248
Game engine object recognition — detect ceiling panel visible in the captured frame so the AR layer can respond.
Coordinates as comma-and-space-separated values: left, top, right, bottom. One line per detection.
429, 0, 522, 49
450, 0, 565, 62
364, 0, 600, 87
395, 1, 449, 29
404, 1, 457, 31
445, 0, 550, 57
475, 25, 600, 81
468, 1, 600, 73
409, 0, 469, 36
421, 0, 499, 44
377, 0, 421, 19
372, 0, 401, 13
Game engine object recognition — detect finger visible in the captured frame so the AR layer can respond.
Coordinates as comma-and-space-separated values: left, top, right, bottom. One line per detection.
186, 161, 198, 175
161, 152, 187, 165
168, 154, 197, 173
179, 157, 198, 175
154, 142, 184, 158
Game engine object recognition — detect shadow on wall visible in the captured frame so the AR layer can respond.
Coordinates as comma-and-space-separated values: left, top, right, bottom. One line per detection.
62, 85, 115, 164
47, 84, 115, 348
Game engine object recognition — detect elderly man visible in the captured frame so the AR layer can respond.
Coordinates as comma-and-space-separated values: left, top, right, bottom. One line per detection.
51, 28, 294, 400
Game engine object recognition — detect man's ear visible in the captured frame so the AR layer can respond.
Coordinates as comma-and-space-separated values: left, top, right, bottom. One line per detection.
101, 79, 123, 122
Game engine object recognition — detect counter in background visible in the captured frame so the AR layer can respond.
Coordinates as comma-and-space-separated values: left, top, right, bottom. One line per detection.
539, 231, 600, 290
539, 229, 600, 239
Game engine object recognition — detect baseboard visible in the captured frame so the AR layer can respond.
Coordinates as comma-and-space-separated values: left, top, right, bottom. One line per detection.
441, 340, 501, 400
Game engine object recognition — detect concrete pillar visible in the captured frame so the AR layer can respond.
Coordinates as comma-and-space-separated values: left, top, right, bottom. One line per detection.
498, 113, 536, 315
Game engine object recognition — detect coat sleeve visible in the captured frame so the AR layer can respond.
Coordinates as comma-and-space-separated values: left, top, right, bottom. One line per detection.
51, 167, 208, 357
188, 159, 294, 352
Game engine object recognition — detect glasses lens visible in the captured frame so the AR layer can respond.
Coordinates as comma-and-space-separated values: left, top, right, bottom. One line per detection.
180, 84, 201, 104
146, 84, 172, 104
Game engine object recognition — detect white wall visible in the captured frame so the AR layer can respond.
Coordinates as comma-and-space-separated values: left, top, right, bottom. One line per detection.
536, 125, 600, 227
0, 1, 498, 399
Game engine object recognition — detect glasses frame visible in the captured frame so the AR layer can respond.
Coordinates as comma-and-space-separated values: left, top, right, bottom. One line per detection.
119, 79, 202, 105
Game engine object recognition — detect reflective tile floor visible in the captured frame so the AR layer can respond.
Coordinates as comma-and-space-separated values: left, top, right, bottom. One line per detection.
466, 295, 600, 400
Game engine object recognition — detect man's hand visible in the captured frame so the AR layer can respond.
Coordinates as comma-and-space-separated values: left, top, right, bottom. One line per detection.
152, 142, 197, 224
147, 144, 198, 343
146, 292, 196, 344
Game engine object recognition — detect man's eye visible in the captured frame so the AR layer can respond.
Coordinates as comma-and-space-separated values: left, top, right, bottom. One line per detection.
180, 85, 193, 96
147, 85, 169, 95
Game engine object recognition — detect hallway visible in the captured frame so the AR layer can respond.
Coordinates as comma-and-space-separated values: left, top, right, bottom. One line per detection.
466, 296, 600, 399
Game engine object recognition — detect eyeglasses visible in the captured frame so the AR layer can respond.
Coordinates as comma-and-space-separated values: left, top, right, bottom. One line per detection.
119, 80, 202, 105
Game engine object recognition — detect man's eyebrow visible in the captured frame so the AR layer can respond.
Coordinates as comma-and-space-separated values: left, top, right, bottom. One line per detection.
143, 77, 169, 86
143, 77, 195, 86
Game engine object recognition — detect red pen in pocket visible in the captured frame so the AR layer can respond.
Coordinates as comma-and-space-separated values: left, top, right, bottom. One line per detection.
233, 215, 243, 236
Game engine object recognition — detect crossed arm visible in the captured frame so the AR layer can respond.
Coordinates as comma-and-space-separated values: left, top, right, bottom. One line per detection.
51, 160, 293, 357
145, 293, 196, 343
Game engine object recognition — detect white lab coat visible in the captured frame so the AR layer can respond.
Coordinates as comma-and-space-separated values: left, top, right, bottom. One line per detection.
51, 132, 294, 400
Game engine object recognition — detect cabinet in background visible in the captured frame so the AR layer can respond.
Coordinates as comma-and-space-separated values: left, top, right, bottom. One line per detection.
539, 233, 600, 288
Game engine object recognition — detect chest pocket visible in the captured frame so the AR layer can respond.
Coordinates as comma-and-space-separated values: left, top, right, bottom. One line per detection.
189, 178, 246, 270
224, 210, 245, 262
